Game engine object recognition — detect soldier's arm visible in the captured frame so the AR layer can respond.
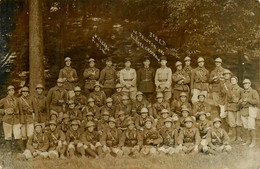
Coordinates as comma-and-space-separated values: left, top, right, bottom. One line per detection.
59, 130, 66, 142
98, 69, 105, 83
183, 72, 190, 84
166, 68, 172, 88
27, 135, 35, 153
222, 129, 230, 145
18, 99, 24, 124
94, 69, 100, 80
119, 70, 126, 86
118, 131, 126, 147
247, 90, 260, 106
83, 69, 91, 78
209, 71, 215, 83
194, 128, 201, 145
46, 88, 53, 114
40, 133, 49, 152
153, 131, 163, 145
0, 98, 5, 108
58, 69, 63, 79
154, 69, 160, 87
177, 130, 184, 145
172, 73, 183, 83
136, 69, 141, 86
190, 69, 195, 90
73, 69, 78, 82
206, 129, 214, 147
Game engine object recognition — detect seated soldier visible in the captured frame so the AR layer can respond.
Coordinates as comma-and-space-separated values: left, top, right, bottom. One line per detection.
205, 118, 231, 155
71, 86, 87, 111
115, 95, 133, 118
170, 92, 192, 116
156, 109, 170, 130
178, 117, 201, 154
140, 117, 163, 156
100, 117, 123, 157
119, 120, 143, 157
158, 118, 179, 155
58, 113, 70, 134
79, 121, 102, 158
111, 83, 124, 105
100, 97, 116, 118
80, 112, 98, 133
66, 100, 82, 123
116, 111, 131, 132
179, 106, 191, 128
132, 91, 152, 117
50, 110, 59, 123
66, 120, 82, 158
83, 98, 101, 120
152, 93, 171, 119
192, 93, 211, 117
47, 120, 67, 159
135, 108, 152, 131
97, 111, 110, 135
89, 82, 106, 107
23, 123, 49, 159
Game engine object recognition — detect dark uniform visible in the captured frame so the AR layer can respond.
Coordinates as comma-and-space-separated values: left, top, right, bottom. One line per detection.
33, 93, 48, 124
137, 66, 155, 100
59, 65, 78, 91
83, 63, 100, 94
99, 63, 117, 97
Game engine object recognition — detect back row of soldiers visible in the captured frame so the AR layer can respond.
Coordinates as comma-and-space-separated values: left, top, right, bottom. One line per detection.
0, 56, 259, 159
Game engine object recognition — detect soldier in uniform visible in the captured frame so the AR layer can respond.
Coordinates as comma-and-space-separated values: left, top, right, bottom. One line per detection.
58, 114, 70, 135
156, 109, 171, 131
132, 91, 152, 117
172, 61, 190, 100
46, 78, 68, 120
33, 84, 48, 128
18, 87, 35, 141
183, 56, 193, 78
140, 117, 163, 156
178, 117, 201, 154
116, 95, 133, 118
66, 100, 82, 123
47, 120, 67, 159
66, 120, 82, 158
239, 79, 259, 148
158, 118, 179, 155
97, 111, 110, 135
205, 118, 231, 155
119, 120, 143, 157
137, 56, 155, 101
170, 92, 192, 116
192, 93, 211, 117
23, 123, 49, 159
89, 82, 106, 107
79, 121, 102, 158
71, 86, 87, 111
100, 97, 117, 118
190, 57, 209, 104
116, 111, 131, 132
83, 58, 100, 95
80, 112, 98, 133
152, 93, 171, 119
120, 57, 137, 101
155, 56, 172, 101
83, 98, 101, 120
100, 117, 123, 157
111, 83, 124, 105
135, 108, 151, 131
59, 57, 78, 97
99, 57, 117, 97
0, 85, 23, 153
179, 106, 192, 129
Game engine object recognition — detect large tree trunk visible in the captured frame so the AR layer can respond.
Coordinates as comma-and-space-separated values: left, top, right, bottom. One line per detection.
29, 0, 44, 91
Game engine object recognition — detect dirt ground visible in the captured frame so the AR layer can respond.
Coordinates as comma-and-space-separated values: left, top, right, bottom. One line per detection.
0, 121, 259, 169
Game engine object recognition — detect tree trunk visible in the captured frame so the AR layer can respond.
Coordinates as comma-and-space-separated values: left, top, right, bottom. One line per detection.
29, 0, 44, 91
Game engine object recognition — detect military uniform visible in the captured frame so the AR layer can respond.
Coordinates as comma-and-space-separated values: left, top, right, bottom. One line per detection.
83, 104, 100, 120
120, 67, 137, 101
66, 107, 82, 122
100, 104, 117, 118
170, 100, 192, 116
183, 65, 193, 78
137, 66, 155, 100
111, 92, 124, 105
71, 90, 87, 111
132, 96, 151, 117
66, 121, 82, 157
155, 66, 172, 101
47, 85, 68, 114
152, 101, 171, 119
83, 66, 100, 94
116, 98, 133, 118
89, 90, 106, 107
33, 93, 48, 125
99, 65, 117, 97
59, 66, 78, 91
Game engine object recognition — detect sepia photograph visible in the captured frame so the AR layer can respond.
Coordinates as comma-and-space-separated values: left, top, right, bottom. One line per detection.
0, 0, 260, 168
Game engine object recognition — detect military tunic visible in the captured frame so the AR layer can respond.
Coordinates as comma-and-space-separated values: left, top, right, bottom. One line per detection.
137, 67, 155, 93
59, 66, 78, 90
83, 67, 100, 90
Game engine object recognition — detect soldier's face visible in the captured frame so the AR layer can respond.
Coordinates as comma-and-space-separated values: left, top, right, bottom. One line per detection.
199, 114, 206, 121
87, 116, 93, 121
89, 62, 95, 67
136, 95, 143, 101
106, 102, 112, 107
198, 96, 205, 102
185, 60, 190, 66
213, 121, 221, 128
116, 88, 122, 92
94, 86, 100, 91
162, 113, 168, 118
231, 78, 238, 85
185, 121, 193, 128
63, 118, 69, 123
75, 91, 80, 96
22, 91, 29, 97
141, 113, 148, 118
122, 100, 128, 105
215, 62, 221, 67
243, 83, 250, 89
177, 65, 182, 70
125, 61, 131, 67
160, 60, 167, 66
182, 111, 189, 118
89, 102, 94, 107
109, 122, 116, 128
88, 126, 94, 132
57, 82, 63, 87
157, 97, 163, 103
224, 73, 231, 80
106, 61, 112, 67
36, 88, 43, 94
198, 61, 204, 67
103, 115, 109, 121
180, 96, 186, 102
69, 104, 75, 109
119, 115, 125, 121
128, 124, 135, 130
50, 124, 57, 131
8, 89, 15, 96
72, 125, 79, 130
35, 126, 42, 133
145, 121, 152, 129
165, 122, 172, 128
143, 60, 150, 67
65, 60, 71, 67
50, 115, 57, 121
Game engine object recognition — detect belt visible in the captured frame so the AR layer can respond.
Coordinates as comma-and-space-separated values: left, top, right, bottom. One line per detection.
124, 79, 133, 81
159, 79, 167, 82
142, 79, 152, 82
85, 79, 96, 82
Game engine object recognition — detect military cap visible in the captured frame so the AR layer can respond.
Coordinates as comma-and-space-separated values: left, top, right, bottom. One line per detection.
145, 117, 153, 123
50, 110, 58, 117
57, 78, 64, 83
164, 118, 173, 123
127, 120, 135, 126
64, 57, 71, 62
86, 112, 94, 116
94, 82, 102, 88
141, 107, 149, 113
36, 84, 44, 89
197, 57, 204, 63
89, 58, 95, 62
184, 117, 193, 123
7, 85, 15, 91
86, 121, 95, 128
63, 113, 70, 119
109, 117, 116, 123
68, 100, 75, 105
223, 69, 231, 75
102, 111, 110, 116
21, 87, 29, 92
175, 61, 182, 67
74, 86, 81, 92
197, 92, 206, 98
106, 97, 113, 103
184, 56, 191, 61
160, 56, 167, 61
88, 97, 95, 103
243, 79, 251, 84
122, 95, 129, 100
197, 111, 207, 117
161, 109, 169, 114
156, 92, 164, 98
125, 57, 132, 62
136, 91, 143, 96
179, 92, 187, 97
231, 76, 238, 81
118, 111, 125, 116
181, 107, 190, 113
34, 123, 43, 128
71, 120, 80, 126
213, 118, 222, 123
215, 57, 222, 63
49, 120, 57, 126
115, 83, 122, 88
172, 114, 179, 121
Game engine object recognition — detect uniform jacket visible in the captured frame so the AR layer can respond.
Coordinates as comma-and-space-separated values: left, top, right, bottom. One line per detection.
137, 67, 155, 93
100, 127, 122, 147
99, 66, 117, 89
59, 66, 78, 90
89, 91, 106, 107
178, 127, 200, 145
27, 132, 49, 153
18, 96, 34, 124
207, 127, 230, 146
0, 95, 20, 124
119, 129, 143, 147
190, 66, 209, 91
83, 67, 100, 89
172, 69, 190, 91
33, 94, 48, 123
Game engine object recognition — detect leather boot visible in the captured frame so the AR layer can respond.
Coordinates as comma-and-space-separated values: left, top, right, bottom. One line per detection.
230, 127, 236, 142
86, 148, 97, 158
5, 140, 12, 155
242, 130, 251, 145
17, 139, 25, 152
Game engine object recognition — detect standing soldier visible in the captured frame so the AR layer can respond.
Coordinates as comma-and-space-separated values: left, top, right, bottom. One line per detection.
47, 78, 68, 120
66, 120, 82, 158
0, 85, 24, 153
239, 79, 259, 148
209, 58, 225, 106
89, 82, 106, 107
99, 57, 117, 97
59, 57, 78, 98
119, 120, 143, 157
190, 57, 209, 104
132, 91, 152, 117
172, 61, 190, 100
71, 86, 87, 111
155, 56, 172, 101
171, 92, 192, 116
183, 56, 193, 78
33, 84, 48, 128
152, 93, 171, 119
111, 83, 124, 105
83, 58, 100, 95
220, 69, 232, 119
120, 57, 137, 101
137, 56, 155, 101
18, 87, 35, 142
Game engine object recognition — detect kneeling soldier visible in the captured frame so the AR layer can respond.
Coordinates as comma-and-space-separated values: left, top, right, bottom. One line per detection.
178, 117, 200, 154
47, 120, 67, 159
158, 118, 179, 155
141, 117, 163, 156
205, 118, 231, 155
23, 123, 49, 159
119, 120, 143, 157
79, 121, 102, 158
66, 120, 82, 158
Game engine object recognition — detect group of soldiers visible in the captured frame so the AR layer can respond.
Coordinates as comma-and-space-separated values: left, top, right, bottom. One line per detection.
0, 55, 259, 160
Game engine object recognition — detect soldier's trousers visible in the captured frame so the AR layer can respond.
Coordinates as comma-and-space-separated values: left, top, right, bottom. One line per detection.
23, 149, 49, 159
122, 146, 140, 156
3, 122, 22, 140
21, 123, 34, 140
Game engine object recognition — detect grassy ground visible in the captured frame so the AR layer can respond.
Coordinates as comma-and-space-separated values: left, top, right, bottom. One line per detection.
0, 121, 260, 169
